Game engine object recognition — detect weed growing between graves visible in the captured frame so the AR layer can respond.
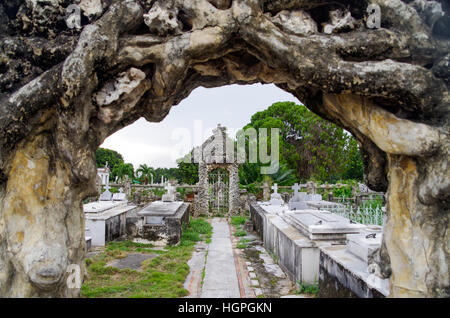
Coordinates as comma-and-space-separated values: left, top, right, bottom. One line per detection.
230, 215, 247, 227
237, 238, 251, 249
296, 281, 319, 296
234, 229, 247, 237
81, 218, 212, 298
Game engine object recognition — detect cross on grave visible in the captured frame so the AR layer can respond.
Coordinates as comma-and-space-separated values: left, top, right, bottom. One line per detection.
162, 182, 175, 202
269, 183, 283, 206
112, 187, 127, 201
289, 182, 308, 210
99, 183, 113, 201
165, 183, 175, 193
271, 183, 278, 194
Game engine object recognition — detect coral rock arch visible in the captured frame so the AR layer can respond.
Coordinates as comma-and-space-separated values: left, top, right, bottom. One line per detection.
0, 0, 448, 297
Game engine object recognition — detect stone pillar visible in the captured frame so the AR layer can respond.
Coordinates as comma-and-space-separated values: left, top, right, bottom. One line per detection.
122, 176, 131, 198
307, 181, 316, 194
228, 163, 240, 215
262, 182, 270, 201
195, 162, 209, 217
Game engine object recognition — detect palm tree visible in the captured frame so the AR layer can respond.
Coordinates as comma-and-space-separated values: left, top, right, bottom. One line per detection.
136, 164, 154, 184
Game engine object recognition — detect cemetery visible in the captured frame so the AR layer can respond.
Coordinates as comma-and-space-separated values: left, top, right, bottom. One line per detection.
78, 124, 393, 299
0, 0, 448, 300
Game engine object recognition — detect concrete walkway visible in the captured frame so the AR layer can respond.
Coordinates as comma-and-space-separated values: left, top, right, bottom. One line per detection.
200, 218, 241, 298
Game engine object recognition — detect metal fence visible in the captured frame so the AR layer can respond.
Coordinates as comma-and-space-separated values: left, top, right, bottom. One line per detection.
326, 197, 385, 226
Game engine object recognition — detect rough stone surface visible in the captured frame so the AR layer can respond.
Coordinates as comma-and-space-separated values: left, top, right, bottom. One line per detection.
0, 0, 448, 297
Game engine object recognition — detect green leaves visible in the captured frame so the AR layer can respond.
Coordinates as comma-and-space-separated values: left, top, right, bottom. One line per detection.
242, 101, 364, 183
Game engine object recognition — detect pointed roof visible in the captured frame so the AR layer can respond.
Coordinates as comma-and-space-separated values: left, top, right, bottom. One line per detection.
192, 124, 237, 164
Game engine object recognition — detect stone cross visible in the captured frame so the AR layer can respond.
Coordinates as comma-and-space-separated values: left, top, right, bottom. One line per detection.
119, 188, 124, 193
104, 183, 111, 191
165, 182, 175, 194
269, 183, 283, 206
289, 183, 308, 210
272, 183, 278, 194
162, 182, 175, 202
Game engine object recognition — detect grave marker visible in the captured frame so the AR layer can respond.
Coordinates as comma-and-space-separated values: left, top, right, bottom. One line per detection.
269, 183, 284, 206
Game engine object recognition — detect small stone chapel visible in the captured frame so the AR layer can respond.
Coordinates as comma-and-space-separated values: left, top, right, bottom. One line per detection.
193, 124, 240, 216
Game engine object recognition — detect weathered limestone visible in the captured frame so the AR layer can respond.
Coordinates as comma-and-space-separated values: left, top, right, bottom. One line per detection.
127, 201, 190, 245
0, 0, 448, 297
193, 125, 240, 216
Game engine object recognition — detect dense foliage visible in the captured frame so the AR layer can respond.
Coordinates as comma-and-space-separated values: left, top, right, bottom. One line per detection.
95, 148, 124, 171
239, 102, 364, 184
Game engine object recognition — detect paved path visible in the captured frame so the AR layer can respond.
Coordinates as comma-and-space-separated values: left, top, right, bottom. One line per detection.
200, 218, 241, 298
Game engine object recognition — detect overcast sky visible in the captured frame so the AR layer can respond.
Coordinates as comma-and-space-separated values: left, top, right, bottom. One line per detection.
100, 84, 300, 169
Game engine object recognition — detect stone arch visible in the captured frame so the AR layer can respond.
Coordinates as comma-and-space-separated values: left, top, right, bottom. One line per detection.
0, 0, 448, 297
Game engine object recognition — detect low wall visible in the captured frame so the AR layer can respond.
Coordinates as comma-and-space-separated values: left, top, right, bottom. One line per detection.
250, 202, 321, 285
319, 246, 388, 298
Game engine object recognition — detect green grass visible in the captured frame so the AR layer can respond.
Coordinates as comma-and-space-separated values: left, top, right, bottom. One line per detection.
230, 215, 247, 227
237, 238, 251, 249
82, 218, 212, 298
296, 282, 319, 296
234, 229, 247, 237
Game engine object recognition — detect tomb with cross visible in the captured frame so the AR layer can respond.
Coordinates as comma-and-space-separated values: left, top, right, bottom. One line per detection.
162, 182, 176, 202
269, 183, 284, 206
289, 183, 308, 210
112, 187, 127, 202
99, 183, 113, 201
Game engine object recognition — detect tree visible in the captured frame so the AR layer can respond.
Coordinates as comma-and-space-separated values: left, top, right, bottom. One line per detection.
95, 148, 124, 172
111, 162, 135, 182
341, 138, 364, 181
136, 164, 155, 184
242, 102, 363, 183
176, 161, 199, 185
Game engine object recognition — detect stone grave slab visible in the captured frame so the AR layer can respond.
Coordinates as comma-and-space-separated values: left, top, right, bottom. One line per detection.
138, 201, 184, 222
283, 210, 366, 241
128, 201, 190, 245
84, 201, 127, 213
346, 225, 383, 264
107, 253, 157, 270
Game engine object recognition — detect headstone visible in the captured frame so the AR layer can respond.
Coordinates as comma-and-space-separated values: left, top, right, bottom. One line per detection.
99, 184, 113, 201
269, 183, 284, 206
112, 188, 127, 201
288, 183, 308, 210
162, 182, 175, 202
347, 225, 383, 264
